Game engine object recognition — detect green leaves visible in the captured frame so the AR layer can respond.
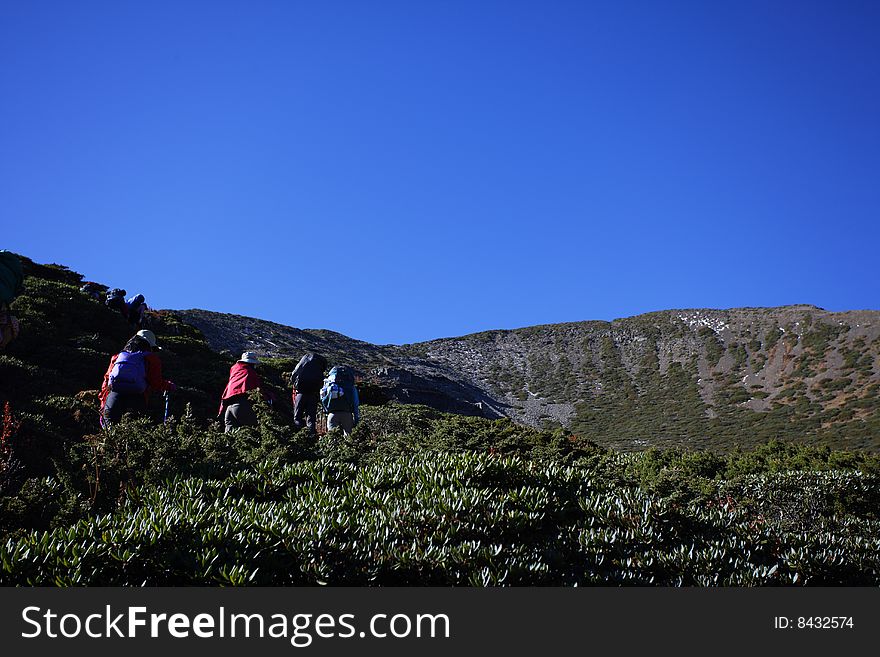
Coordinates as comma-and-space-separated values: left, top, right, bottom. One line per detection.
1, 452, 878, 586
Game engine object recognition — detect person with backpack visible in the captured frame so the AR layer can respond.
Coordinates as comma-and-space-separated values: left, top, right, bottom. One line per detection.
0, 250, 24, 350
126, 293, 147, 328
320, 365, 360, 436
99, 329, 175, 425
219, 352, 274, 432
290, 352, 327, 432
106, 289, 128, 318
80, 281, 104, 300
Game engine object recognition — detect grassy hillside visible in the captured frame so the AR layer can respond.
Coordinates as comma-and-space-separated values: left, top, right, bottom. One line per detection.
2, 255, 879, 585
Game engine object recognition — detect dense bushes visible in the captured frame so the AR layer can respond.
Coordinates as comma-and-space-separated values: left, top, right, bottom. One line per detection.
1, 401, 880, 585
2, 450, 878, 585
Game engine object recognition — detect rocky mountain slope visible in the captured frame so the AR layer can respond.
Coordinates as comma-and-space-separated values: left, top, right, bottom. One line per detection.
2, 253, 876, 453
173, 309, 497, 417
173, 305, 880, 451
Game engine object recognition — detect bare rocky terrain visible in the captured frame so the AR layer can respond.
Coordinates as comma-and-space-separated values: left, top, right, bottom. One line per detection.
173, 305, 880, 450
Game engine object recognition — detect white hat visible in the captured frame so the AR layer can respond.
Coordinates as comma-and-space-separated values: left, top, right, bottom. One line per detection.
136, 329, 157, 347
239, 351, 260, 364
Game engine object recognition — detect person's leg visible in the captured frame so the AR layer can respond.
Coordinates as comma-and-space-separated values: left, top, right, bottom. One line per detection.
226, 397, 257, 431
103, 392, 146, 425
303, 392, 319, 431
102, 392, 123, 425
293, 392, 305, 429
340, 411, 354, 435
327, 411, 354, 435
224, 403, 239, 433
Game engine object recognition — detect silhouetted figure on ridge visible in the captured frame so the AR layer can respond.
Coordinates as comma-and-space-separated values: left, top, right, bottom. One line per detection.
105, 288, 128, 319
126, 293, 147, 328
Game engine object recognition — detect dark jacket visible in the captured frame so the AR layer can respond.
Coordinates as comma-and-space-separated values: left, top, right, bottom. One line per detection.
291, 353, 328, 394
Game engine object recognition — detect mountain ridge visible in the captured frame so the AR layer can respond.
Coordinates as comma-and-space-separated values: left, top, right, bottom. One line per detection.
2, 253, 876, 452
172, 304, 880, 451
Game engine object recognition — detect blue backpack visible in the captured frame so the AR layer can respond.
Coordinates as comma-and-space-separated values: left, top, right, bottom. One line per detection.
109, 351, 148, 393
126, 294, 145, 309
321, 366, 356, 413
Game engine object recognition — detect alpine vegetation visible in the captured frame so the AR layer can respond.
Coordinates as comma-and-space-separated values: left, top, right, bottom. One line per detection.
1, 254, 878, 586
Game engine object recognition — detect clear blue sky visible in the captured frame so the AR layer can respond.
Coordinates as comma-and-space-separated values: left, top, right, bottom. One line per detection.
3, 0, 878, 344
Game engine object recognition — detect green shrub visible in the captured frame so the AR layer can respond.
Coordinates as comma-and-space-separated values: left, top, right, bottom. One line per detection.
699, 328, 724, 367
764, 327, 783, 350
2, 452, 879, 586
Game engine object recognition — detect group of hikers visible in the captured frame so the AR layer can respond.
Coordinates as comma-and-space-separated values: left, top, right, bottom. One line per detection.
81, 282, 148, 329
1, 250, 361, 436
107, 290, 148, 328
100, 330, 360, 436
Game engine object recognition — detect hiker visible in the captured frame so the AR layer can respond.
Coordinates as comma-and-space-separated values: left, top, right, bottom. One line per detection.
320, 365, 360, 436
126, 293, 147, 328
80, 281, 104, 300
99, 329, 176, 425
290, 352, 328, 432
219, 352, 274, 432
105, 288, 128, 318
0, 250, 24, 350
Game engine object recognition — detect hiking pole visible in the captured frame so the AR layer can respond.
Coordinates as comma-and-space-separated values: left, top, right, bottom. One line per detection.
163, 391, 171, 424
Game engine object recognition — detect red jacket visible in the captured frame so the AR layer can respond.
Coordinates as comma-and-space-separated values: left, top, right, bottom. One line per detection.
99, 350, 174, 409
219, 362, 268, 414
